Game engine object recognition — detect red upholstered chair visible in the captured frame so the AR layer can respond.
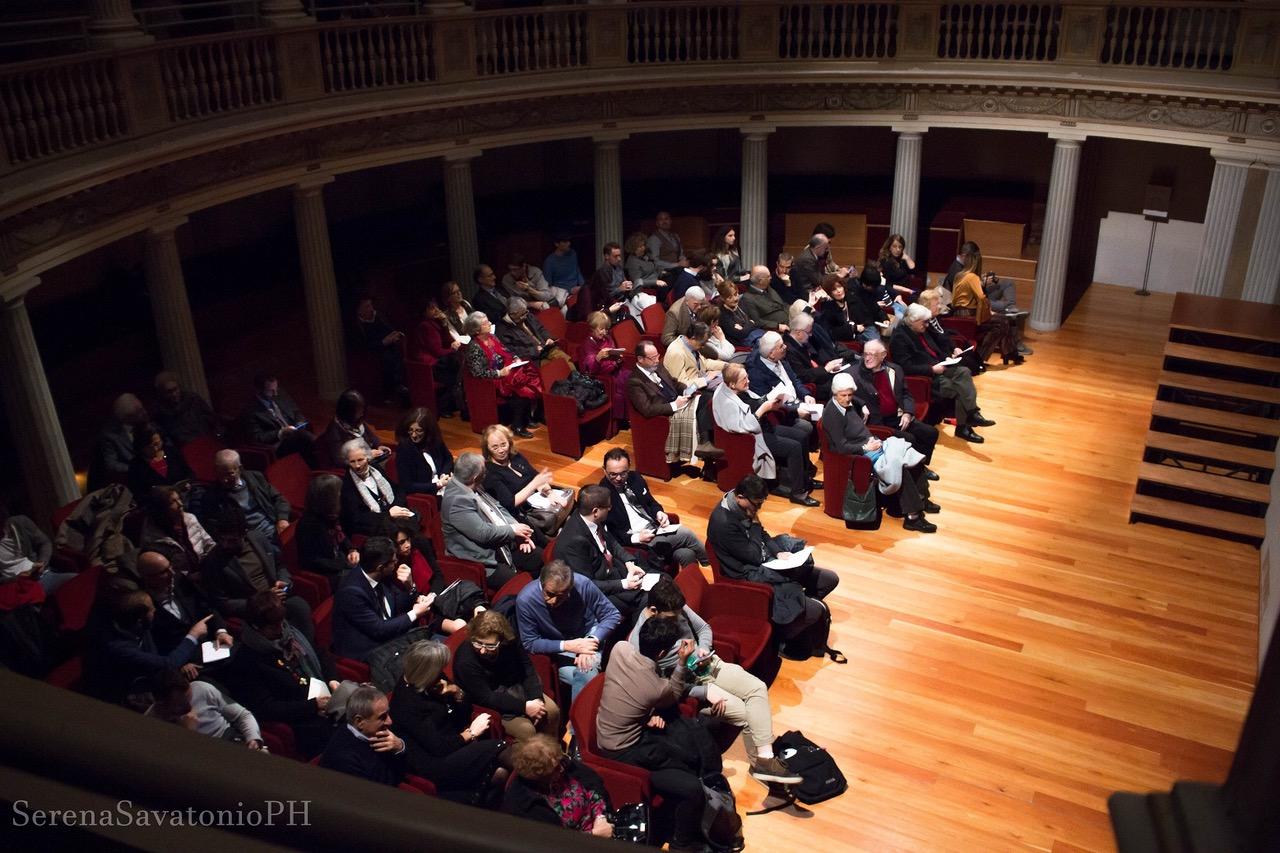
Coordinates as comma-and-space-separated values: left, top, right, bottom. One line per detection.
382, 453, 398, 485
540, 359, 614, 458
610, 318, 646, 368
315, 596, 368, 687
639, 303, 666, 345
406, 358, 438, 412
49, 563, 102, 635
627, 404, 672, 481
568, 672, 654, 806
491, 571, 534, 602
712, 423, 757, 491
260, 721, 300, 760
704, 541, 773, 605
399, 775, 439, 796
905, 375, 932, 425
45, 654, 83, 691
675, 564, 772, 673
817, 419, 876, 521
564, 321, 591, 362
439, 557, 488, 592
461, 369, 500, 435
940, 315, 977, 350
536, 307, 567, 349
267, 454, 314, 515
181, 433, 226, 484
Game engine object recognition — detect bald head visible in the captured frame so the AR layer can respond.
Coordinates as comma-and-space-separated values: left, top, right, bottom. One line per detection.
136, 550, 173, 593
749, 266, 771, 290
214, 448, 243, 488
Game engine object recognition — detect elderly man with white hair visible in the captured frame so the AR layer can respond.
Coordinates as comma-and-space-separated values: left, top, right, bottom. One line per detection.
781, 311, 856, 401
660, 284, 708, 346
338, 439, 417, 536
889, 303, 993, 444
88, 392, 151, 491
822, 372, 940, 533
852, 338, 940, 471
745, 331, 820, 442
193, 449, 292, 542
741, 264, 792, 333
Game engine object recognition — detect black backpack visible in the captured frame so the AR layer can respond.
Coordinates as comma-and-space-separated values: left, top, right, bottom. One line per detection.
550, 370, 608, 413
773, 730, 847, 804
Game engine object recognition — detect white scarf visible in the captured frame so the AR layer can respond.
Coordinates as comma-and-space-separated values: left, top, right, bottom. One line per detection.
351, 466, 395, 513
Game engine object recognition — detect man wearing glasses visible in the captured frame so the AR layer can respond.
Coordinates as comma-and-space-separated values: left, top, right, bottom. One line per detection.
515, 560, 620, 703
598, 447, 707, 569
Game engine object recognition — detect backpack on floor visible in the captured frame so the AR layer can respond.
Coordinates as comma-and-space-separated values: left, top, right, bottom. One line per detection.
773, 730, 847, 804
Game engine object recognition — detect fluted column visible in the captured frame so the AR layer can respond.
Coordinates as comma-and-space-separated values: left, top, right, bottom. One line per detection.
293, 177, 347, 401
1241, 164, 1280, 305
259, 0, 312, 27
740, 127, 774, 270
444, 150, 481, 295
594, 135, 627, 253
1029, 135, 1083, 333
87, 0, 153, 48
0, 284, 80, 526
143, 217, 210, 403
1191, 151, 1251, 297
890, 127, 926, 256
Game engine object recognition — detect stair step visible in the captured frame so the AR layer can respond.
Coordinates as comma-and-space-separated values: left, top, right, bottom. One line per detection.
1144, 432, 1276, 471
1158, 370, 1280, 405
1137, 462, 1270, 504
1150, 400, 1280, 438
1130, 494, 1266, 541
1163, 341, 1280, 373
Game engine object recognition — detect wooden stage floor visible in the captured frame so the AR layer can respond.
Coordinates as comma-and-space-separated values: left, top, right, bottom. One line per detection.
423, 284, 1259, 852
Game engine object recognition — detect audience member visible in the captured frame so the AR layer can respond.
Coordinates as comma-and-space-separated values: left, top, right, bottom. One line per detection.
851, 339, 939, 470
599, 447, 707, 568
237, 374, 317, 467
817, 273, 879, 342
193, 449, 290, 542
781, 312, 852, 402
542, 235, 584, 294
462, 310, 541, 439
552, 485, 649, 618
741, 265, 791, 333
890, 304, 994, 443
319, 684, 406, 786
877, 234, 919, 296
472, 264, 510, 325
626, 341, 723, 470
438, 280, 475, 343
715, 280, 763, 348
623, 231, 662, 292
916, 288, 984, 376
710, 224, 747, 282
660, 284, 707, 347
770, 251, 805, 305
409, 299, 463, 418
139, 485, 215, 580
663, 321, 725, 391
714, 363, 818, 506
496, 297, 572, 366
503, 253, 564, 312
670, 249, 711, 301
452, 610, 561, 742
295, 473, 360, 590
88, 392, 150, 491
949, 247, 1023, 365
389, 641, 510, 802
331, 535, 432, 660
84, 589, 207, 705
503, 734, 614, 837
789, 234, 835, 297
441, 452, 541, 590
355, 295, 409, 406
391, 524, 478, 635
152, 372, 220, 446
339, 438, 416, 536
136, 548, 231, 655
646, 210, 685, 273
318, 388, 388, 469
579, 311, 631, 421
515, 561, 620, 703
146, 671, 264, 750
577, 242, 632, 324
126, 423, 193, 498
0, 504, 76, 598
482, 424, 569, 537
696, 305, 740, 363
746, 332, 821, 458
707, 476, 841, 660
394, 407, 454, 497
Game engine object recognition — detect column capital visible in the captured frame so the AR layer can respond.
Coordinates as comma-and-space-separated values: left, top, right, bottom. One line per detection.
294, 173, 336, 193
0, 276, 40, 308
592, 132, 630, 144
1208, 148, 1257, 169
739, 125, 776, 140
891, 125, 928, 136
146, 215, 189, 238
1048, 132, 1087, 144
444, 147, 483, 163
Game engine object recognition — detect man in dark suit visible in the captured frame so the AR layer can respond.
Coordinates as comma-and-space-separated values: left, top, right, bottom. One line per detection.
331, 536, 432, 660
236, 374, 318, 466
201, 505, 314, 642
191, 449, 292, 543
851, 338, 939, 470
782, 313, 855, 402
599, 447, 707, 568
741, 265, 791, 333
88, 393, 150, 491
83, 589, 207, 705
319, 684, 407, 786
136, 549, 232, 657
889, 304, 992, 444
472, 264, 509, 325
552, 485, 647, 618
625, 341, 722, 462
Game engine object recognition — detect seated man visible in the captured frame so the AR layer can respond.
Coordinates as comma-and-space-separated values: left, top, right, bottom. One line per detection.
542, 234, 584, 296
472, 263, 510, 325
851, 338, 939, 471
193, 449, 291, 543
823, 373, 939, 534
647, 210, 685, 273
598, 617, 731, 852
552, 485, 648, 619
88, 392, 149, 491
660, 285, 707, 347
319, 684, 407, 786
631, 579, 803, 785
136, 549, 233, 656
574, 242, 631, 324
890, 303, 994, 444
441, 452, 542, 591
669, 249, 710, 302
331, 535, 432, 660
152, 371, 220, 447
355, 295, 409, 406
236, 374, 317, 466
782, 312, 853, 402
599, 447, 707, 568
627, 341, 722, 471
83, 589, 207, 705
741, 265, 791, 334
769, 252, 805, 305
503, 253, 566, 312
515, 560, 620, 703
201, 505, 314, 642
146, 671, 264, 751
495, 297, 572, 366
706, 475, 842, 661
0, 504, 76, 600
662, 320, 725, 392
789, 233, 841, 298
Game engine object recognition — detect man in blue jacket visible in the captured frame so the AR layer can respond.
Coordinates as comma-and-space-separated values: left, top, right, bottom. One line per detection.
516, 560, 620, 703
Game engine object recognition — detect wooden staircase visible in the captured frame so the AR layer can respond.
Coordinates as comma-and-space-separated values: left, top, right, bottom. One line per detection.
1130, 296, 1279, 547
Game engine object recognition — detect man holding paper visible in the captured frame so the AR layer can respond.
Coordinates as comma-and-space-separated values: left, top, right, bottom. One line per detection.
890, 303, 994, 444
599, 447, 708, 569
552, 486, 651, 619
851, 338, 939, 469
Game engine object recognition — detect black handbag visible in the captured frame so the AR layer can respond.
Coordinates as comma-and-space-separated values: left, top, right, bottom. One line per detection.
841, 477, 880, 529
366, 626, 434, 692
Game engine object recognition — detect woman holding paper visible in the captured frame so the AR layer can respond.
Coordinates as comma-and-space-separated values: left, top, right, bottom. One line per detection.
579, 311, 631, 421
482, 424, 572, 539
461, 311, 541, 438
394, 407, 455, 497
949, 249, 1023, 365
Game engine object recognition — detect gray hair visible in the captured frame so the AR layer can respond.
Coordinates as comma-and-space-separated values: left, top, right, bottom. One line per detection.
341, 438, 371, 463
863, 337, 887, 354
213, 449, 241, 469
112, 393, 144, 421
454, 451, 487, 486
808, 233, 828, 249
831, 372, 856, 393
539, 559, 573, 590
749, 266, 771, 289
401, 641, 451, 692
758, 330, 782, 355
464, 310, 490, 336
791, 312, 814, 332
506, 296, 528, 315
345, 685, 385, 724
684, 286, 705, 303
904, 303, 931, 324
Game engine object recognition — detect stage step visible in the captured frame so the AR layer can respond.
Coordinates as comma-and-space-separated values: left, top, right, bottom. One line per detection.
1143, 432, 1276, 473
1162, 341, 1280, 374
1137, 462, 1271, 504
1129, 494, 1266, 546
1158, 371, 1280, 406
1150, 400, 1280, 439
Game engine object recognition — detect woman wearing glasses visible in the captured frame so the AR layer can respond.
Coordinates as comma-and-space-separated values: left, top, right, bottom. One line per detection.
451, 610, 561, 742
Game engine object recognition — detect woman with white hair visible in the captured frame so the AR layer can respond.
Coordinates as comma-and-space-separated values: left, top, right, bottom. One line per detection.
338, 438, 418, 535
889, 303, 993, 444
461, 310, 542, 439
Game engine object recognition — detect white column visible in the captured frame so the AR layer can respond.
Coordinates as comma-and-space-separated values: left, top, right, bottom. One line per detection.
143, 217, 211, 403
293, 176, 348, 402
444, 150, 481, 295
594, 134, 628, 253
1191, 151, 1251, 297
1241, 164, 1280, 305
86, 0, 153, 48
1029, 135, 1084, 333
0, 284, 80, 526
259, 0, 312, 27
740, 127, 774, 270
890, 127, 926, 257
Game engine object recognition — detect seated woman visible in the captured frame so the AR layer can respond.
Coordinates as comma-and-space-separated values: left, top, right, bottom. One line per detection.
713, 363, 819, 507
503, 734, 614, 839
391, 522, 484, 635
580, 310, 630, 422
389, 640, 511, 803
451, 610, 561, 742
338, 439, 418, 536
916, 288, 983, 376
394, 407, 453, 497
949, 248, 1022, 366
127, 424, 194, 498
221, 589, 338, 758
295, 473, 359, 592
409, 298, 463, 417
139, 485, 215, 580
878, 233, 919, 298
461, 310, 541, 439
817, 273, 879, 343
715, 280, 763, 348
696, 305, 741, 363
890, 303, 994, 444
318, 388, 388, 470
622, 231, 661, 292
711, 224, 747, 283
482, 424, 570, 540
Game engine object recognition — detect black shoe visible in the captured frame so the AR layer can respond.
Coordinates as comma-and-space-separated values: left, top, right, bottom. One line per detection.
955, 425, 985, 443
925, 469, 940, 481
808, 479, 823, 490
512, 428, 534, 439
695, 442, 725, 460
970, 412, 996, 427
526, 420, 543, 429
922, 500, 942, 513
770, 486, 792, 499
789, 494, 820, 508
1001, 354, 1025, 366
903, 515, 937, 533
975, 364, 987, 374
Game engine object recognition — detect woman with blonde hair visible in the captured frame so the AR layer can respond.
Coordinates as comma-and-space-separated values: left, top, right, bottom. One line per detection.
579, 310, 630, 420
503, 734, 614, 837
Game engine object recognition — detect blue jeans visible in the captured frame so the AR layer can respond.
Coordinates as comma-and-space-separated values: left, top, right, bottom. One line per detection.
557, 656, 601, 703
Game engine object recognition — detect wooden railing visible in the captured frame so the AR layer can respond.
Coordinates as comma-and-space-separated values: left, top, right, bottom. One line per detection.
159, 34, 280, 121
937, 3, 1061, 61
1100, 5, 1241, 71
0, 56, 125, 164
779, 3, 899, 59
475, 9, 587, 76
321, 20, 435, 92
627, 4, 741, 63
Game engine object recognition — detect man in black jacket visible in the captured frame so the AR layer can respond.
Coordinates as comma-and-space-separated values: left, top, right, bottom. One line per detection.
889, 304, 992, 444
599, 447, 707, 568
319, 684, 407, 786
472, 264, 509, 325
851, 338, 939, 469
236, 374, 318, 466
552, 485, 647, 619
136, 549, 232, 657
782, 313, 854, 402
192, 449, 291, 543
331, 536, 432, 661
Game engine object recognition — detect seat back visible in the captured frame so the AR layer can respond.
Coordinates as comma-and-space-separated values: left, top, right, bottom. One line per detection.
491, 571, 534, 603
181, 433, 226, 484
705, 541, 773, 603
461, 370, 500, 434
383, 453, 398, 484
410, 494, 446, 560
817, 420, 873, 520
539, 357, 571, 389
610, 318, 643, 354
565, 322, 591, 362
905, 375, 932, 424
312, 597, 334, 653
443, 627, 469, 679
405, 359, 438, 412
639, 303, 666, 337
674, 563, 708, 612
267, 454, 314, 513
279, 521, 300, 571
712, 425, 757, 491
627, 406, 671, 481
537, 307, 567, 343
568, 671, 609, 761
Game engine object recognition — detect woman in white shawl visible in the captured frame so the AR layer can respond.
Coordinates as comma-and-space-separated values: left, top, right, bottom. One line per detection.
713, 364, 821, 507
338, 438, 418, 535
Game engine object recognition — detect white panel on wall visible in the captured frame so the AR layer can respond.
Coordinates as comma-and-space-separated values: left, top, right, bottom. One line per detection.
1093, 211, 1204, 293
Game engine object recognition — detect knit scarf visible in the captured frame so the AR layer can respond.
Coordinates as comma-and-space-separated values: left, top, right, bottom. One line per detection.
350, 466, 395, 513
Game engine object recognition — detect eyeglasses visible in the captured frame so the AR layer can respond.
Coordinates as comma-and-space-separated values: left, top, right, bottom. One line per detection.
470, 639, 501, 651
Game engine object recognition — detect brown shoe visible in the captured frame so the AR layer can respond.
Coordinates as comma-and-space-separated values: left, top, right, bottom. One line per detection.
749, 755, 804, 785
694, 442, 725, 460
